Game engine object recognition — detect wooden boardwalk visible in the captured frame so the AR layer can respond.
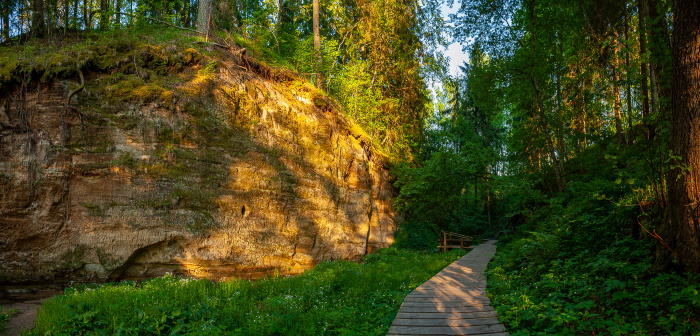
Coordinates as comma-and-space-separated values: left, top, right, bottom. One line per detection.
387, 240, 508, 336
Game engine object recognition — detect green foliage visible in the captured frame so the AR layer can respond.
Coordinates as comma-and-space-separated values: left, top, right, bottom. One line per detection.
29, 249, 465, 335
392, 221, 439, 250
484, 136, 698, 335
394, 153, 490, 235
447, 4, 681, 332
392, 52, 506, 239
489, 235, 700, 335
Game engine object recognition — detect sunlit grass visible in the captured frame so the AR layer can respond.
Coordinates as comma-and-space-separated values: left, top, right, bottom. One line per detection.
29, 248, 465, 335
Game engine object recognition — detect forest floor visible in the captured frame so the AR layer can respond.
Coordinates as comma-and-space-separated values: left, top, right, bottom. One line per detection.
3, 301, 41, 336
1, 288, 61, 336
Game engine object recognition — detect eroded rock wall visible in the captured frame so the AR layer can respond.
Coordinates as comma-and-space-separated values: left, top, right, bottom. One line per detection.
0, 47, 398, 283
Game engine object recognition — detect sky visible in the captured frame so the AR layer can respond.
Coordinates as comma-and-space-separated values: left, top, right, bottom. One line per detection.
440, 2, 470, 77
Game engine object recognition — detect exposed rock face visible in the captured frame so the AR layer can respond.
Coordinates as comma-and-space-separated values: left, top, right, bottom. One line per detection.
0, 46, 398, 283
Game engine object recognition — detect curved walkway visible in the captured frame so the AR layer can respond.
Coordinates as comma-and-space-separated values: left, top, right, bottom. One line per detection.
387, 240, 508, 336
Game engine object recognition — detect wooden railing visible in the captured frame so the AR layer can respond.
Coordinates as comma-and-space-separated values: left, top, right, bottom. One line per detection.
437, 231, 473, 252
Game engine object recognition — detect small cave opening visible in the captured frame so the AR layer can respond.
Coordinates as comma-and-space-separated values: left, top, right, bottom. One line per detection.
241, 205, 247, 217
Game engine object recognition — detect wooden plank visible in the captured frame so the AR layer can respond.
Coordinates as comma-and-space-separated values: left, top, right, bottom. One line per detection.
388, 334, 509, 336
408, 288, 488, 295
395, 311, 499, 319
403, 296, 490, 302
392, 317, 502, 326
402, 296, 491, 302
388, 240, 509, 335
400, 301, 492, 308
415, 283, 487, 288
397, 306, 496, 313
387, 324, 506, 335
404, 292, 489, 299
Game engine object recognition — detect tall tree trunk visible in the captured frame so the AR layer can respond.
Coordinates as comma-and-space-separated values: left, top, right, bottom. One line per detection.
638, 0, 650, 134
277, 0, 284, 26
181, 0, 190, 27
554, 51, 567, 162
650, 63, 660, 114
313, 0, 321, 87
63, 0, 69, 34
534, 85, 565, 192
73, 0, 78, 29
83, 0, 89, 29
612, 33, 624, 144
31, 0, 46, 37
485, 168, 492, 228
474, 177, 478, 207
582, 115, 588, 149
624, 3, 634, 134
115, 0, 121, 27
659, 0, 700, 273
625, 65, 634, 131
99, 0, 109, 30
197, 0, 212, 35
2, 4, 9, 42
648, 0, 672, 135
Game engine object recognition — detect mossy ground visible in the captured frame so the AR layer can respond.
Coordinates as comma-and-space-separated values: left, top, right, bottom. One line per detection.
0, 27, 203, 87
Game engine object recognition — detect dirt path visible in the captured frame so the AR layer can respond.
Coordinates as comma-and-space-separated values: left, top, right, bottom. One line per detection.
2, 301, 42, 336
1, 287, 61, 336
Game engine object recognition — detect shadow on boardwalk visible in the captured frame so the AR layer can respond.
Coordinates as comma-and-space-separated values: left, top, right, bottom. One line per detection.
387, 240, 508, 336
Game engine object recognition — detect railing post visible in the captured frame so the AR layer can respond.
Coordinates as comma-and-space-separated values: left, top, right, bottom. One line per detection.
442, 231, 447, 253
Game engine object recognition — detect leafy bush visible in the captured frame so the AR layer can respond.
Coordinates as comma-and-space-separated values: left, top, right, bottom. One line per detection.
30, 248, 465, 335
489, 236, 700, 335
486, 139, 700, 335
393, 152, 501, 237
392, 221, 439, 250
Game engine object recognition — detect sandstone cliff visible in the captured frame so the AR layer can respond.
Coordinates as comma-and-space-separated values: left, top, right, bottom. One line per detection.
0, 35, 398, 283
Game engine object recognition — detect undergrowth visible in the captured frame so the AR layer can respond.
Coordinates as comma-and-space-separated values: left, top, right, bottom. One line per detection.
486, 138, 700, 335
488, 235, 700, 335
29, 248, 465, 335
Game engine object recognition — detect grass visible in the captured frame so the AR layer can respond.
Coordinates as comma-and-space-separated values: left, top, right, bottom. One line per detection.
28, 248, 465, 335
